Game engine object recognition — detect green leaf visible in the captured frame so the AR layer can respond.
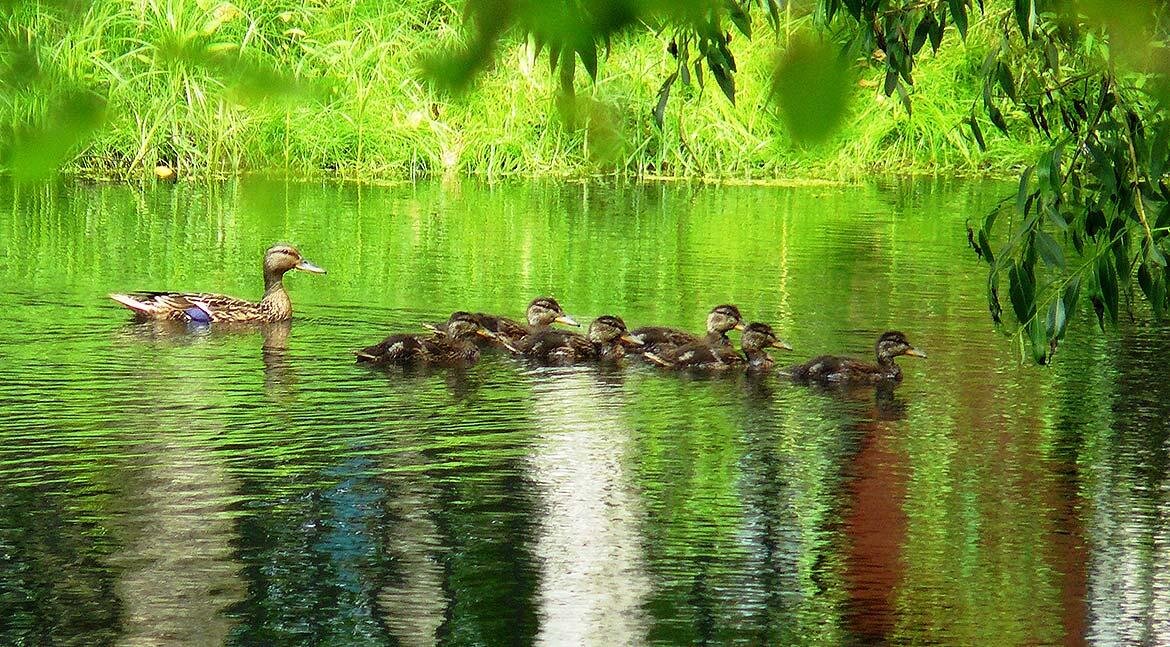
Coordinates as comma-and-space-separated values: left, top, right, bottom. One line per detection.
969, 115, 986, 150
1097, 254, 1119, 324
1064, 276, 1081, 319
1036, 230, 1066, 269
997, 62, 1017, 102
949, 0, 969, 39
1017, 166, 1034, 215
989, 105, 1009, 135
1009, 261, 1035, 323
912, 15, 933, 55
1014, 0, 1032, 38
709, 56, 736, 105
1048, 295, 1068, 340
978, 228, 995, 266
1028, 318, 1048, 363
653, 71, 678, 130
727, 1, 751, 39
770, 36, 854, 145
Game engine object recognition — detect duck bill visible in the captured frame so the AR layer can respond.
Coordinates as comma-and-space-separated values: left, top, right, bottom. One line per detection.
733, 322, 746, 331
476, 329, 499, 340
904, 347, 928, 358
772, 339, 794, 351
620, 334, 644, 347
555, 315, 580, 327
295, 260, 327, 274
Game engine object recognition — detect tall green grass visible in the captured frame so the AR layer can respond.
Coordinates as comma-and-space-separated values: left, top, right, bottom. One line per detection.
0, 0, 1039, 181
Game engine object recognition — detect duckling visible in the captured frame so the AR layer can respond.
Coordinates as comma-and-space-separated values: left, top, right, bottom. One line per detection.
630, 304, 745, 354
739, 323, 796, 371
785, 331, 926, 384
109, 244, 326, 323
513, 315, 642, 365
355, 312, 498, 367
645, 322, 792, 371
429, 297, 579, 348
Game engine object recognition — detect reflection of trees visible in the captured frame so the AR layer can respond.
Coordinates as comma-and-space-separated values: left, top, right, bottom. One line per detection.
525, 368, 650, 646
103, 346, 246, 647
1063, 327, 1170, 646
0, 484, 121, 645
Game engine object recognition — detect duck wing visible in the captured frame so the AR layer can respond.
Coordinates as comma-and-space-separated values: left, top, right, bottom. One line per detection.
785, 355, 878, 383
514, 329, 596, 364
110, 291, 259, 322
629, 326, 699, 353
647, 341, 739, 370
355, 334, 429, 365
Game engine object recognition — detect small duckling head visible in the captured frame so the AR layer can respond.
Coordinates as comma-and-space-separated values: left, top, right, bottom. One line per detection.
444, 311, 498, 341
588, 315, 643, 346
707, 304, 745, 335
264, 244, 327, 280
526, 296, 579, 328
875, 331, 926, 364
740, 322, 794, 353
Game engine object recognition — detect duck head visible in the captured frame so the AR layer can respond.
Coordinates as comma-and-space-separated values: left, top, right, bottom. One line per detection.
875, 331, 927, 364
740, 322, 794, 353
444, 311, 499, 341
525, 296, 579, 327
706, 304, 745, 335
265, 244, 326, 280
588, 315, 643, 347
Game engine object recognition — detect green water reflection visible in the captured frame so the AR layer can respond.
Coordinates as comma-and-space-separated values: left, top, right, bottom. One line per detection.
0, 179, 1167, 646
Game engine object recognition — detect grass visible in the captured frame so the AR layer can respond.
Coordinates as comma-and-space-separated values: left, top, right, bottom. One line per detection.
0, 0, 1042, 182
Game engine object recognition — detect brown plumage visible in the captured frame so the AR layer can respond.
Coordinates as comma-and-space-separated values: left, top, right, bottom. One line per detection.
630, 304, 745, 355
512, 315, 642, 365
109, 244, 326, 323
645, 321, 792, 371
785, 331, 926, 384
429, 297, 579, 348
355, 312, 498, 367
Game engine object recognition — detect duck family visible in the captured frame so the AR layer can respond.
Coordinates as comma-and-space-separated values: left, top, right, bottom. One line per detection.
109, 244, 927, 384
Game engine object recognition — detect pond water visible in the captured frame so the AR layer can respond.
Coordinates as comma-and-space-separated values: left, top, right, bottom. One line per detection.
0, 178, 1167, 646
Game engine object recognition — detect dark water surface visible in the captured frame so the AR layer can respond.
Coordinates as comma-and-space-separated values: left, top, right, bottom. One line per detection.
0, 179, 1167, 646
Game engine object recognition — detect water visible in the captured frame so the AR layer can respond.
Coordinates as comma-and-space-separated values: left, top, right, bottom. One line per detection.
0, 179, 1167, 646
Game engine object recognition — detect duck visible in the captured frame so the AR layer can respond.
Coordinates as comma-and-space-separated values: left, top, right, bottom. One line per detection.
109, 244, 326, 323
429, 296, 579, 349
784, 331, 926, 384
644, 322, 792, 371
512, 315, 643, 364
630, 304, 745, 355
355, 312, 498, 367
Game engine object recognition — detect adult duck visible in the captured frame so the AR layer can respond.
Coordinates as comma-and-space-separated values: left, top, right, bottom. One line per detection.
784, 331, 926, 384
110, 244, 325, 323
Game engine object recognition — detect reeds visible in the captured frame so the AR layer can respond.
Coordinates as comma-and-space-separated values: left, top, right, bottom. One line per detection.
0, 0, 1038, 181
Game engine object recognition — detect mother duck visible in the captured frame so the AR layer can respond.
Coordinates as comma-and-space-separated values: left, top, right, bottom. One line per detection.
109, 244, 326, 323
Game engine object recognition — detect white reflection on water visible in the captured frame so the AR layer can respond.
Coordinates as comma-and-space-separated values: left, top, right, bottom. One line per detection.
377, 462, 447, 647
526, 368, 651, 646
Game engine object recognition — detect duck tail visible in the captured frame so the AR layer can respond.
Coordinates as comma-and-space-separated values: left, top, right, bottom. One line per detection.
109, 293, 157, 316
642, 352, 671, 368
